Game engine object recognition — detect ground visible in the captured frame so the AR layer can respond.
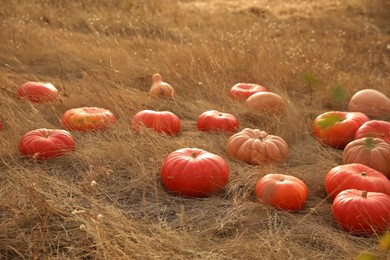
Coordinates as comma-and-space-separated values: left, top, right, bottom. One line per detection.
0, 0, 389, 259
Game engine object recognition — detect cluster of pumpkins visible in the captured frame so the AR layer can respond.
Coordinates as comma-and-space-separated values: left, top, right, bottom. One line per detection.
311, 102, 390, 236
5, 75, 390, 237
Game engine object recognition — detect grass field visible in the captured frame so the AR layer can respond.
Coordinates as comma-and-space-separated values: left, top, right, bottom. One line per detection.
1, 0, 389, 259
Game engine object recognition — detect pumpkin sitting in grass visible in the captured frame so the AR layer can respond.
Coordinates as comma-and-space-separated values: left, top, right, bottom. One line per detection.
197, 110, 238, 133
148, 73, 175, 98
349, 89, 390, 118
325, 163, 390, 201
255, 173, 308, 211
19, 128, 75, 160
161, 148, 229, 198
229, 83, 267, 100
332, 189, 390, 236
245, 91, 286, 115
227, 128, 288, 165
132, 110, 180, 136
61, 107, 117, 132
343, 137, 390, 178
17, 81, 59, 103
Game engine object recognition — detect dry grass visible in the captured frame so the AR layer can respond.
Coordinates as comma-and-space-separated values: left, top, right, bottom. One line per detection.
1, 0, 390, 259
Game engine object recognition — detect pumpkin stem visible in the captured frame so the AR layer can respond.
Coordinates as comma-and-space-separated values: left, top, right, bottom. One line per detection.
361, 190, 368, 198
360, 172, 367, 177
364, 137, 376, 149
191, 151, 198, 158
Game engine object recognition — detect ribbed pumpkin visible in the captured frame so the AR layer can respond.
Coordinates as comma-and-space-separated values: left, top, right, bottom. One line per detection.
343, 137, 390, 178
227, 128, 288, 165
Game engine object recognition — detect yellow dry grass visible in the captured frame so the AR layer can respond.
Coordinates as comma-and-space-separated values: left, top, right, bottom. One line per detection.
0, 0, 389, 259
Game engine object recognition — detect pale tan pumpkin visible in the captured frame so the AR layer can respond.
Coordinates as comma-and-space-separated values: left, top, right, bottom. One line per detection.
148, 73, 175, 98
348, 89, 390, 117
343, 137, 390, 178
227, 128, 288, 165
245, 91, 287, 115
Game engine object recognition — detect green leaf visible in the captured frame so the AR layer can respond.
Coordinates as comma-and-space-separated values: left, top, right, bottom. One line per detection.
303, 71, 323, 89
330, 84, 348, 103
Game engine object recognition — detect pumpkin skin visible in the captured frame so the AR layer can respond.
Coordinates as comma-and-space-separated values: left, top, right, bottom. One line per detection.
161, 148, 229, 197
17, 81, 58, 103
343, 137, 390, 178
61, 107, 117, 132
229, 83, 267, 100
312, 111, 369, 149
348, 89, 390, 118
325, 163, 390, 201
332, 189, 390, 236
197, 110, 238, 133
227, 128, 288, 165
354, 120, 390, 145
148, 73, 175, 98
245, 92, 286, 115
255, 173, 308, 211
132, 110, 180, 136
19, 128, 75, 160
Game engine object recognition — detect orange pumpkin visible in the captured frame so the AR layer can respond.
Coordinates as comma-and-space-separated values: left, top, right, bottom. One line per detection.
17, 81, 58, 103
61, 107, 117, 132
245, 92, 286, 115
343, 137, 390, 178
227, 128, 288, 165
255, 173, 308, 211
148, 73, 175, 98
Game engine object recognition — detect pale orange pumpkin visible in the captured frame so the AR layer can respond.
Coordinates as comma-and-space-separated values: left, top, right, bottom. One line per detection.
245, 92, 286, 115
348, 89, 390, 118
148, 73, 175, 98
343, 137, 390, 178
227, 128, 288, 165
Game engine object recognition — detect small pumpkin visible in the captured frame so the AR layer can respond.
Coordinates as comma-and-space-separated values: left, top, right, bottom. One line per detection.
132, 110, 180, 136
343, 137, 390, 178
19, 128, 75, 160
17, 81, 58, 103
161, 148, 229, 197
197, 110, 238, 133
148, 73, 175, 98
227, 128, 288, 165
325, 163, 390, 201
245, 92, 286, 115
354, 120, 390, 145
229, 83, 267, 100
348, 89, 390, 117
255, 173, 308, 211
61, 107, 117, 132
332, 189, 390, 236
312, 111, 369, 149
